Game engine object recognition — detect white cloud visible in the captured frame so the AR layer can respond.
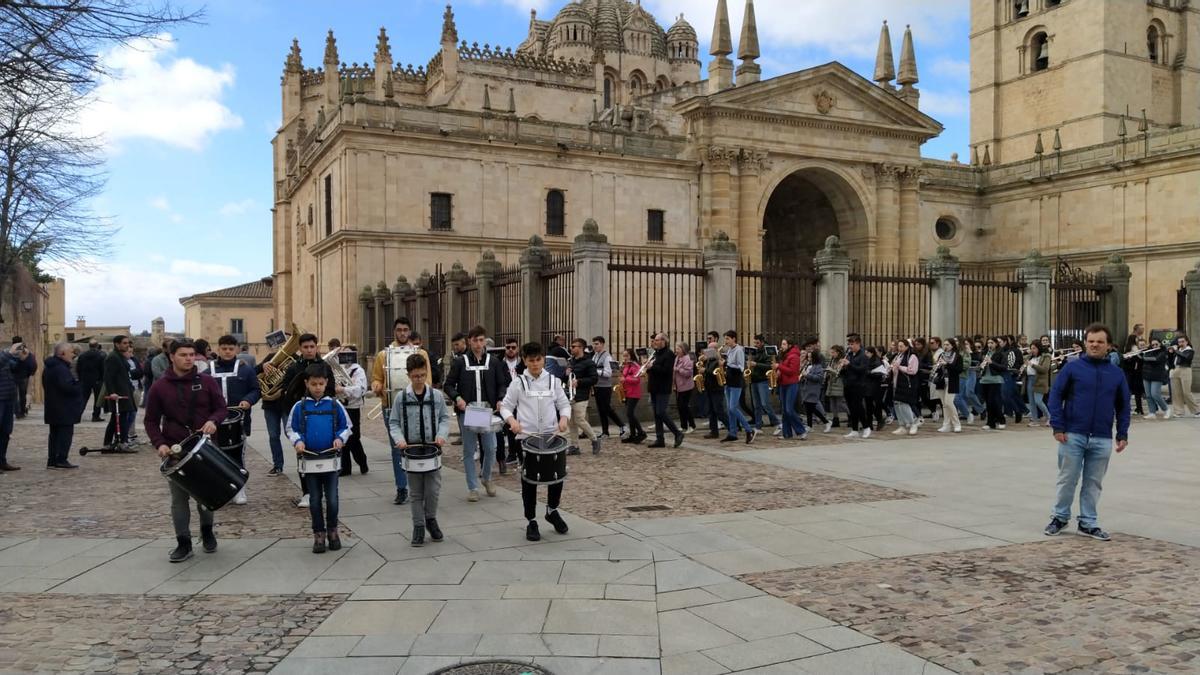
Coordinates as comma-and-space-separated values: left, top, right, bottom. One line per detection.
169, 260, 241, 277
148, 196, 185, 224
218, 198, 259, 218
79, 34, 243, 152
920, 90, 969, 118
930, 57, 970, 81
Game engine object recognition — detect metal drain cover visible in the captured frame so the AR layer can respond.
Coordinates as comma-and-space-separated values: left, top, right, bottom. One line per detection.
625, 504, 672, 512
429, 660, 554, 675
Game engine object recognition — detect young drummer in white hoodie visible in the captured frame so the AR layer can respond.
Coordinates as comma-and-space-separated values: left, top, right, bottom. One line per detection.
499, 341, 572, 542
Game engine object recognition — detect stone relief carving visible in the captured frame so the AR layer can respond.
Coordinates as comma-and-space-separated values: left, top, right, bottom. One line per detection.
813, 88, 837, 115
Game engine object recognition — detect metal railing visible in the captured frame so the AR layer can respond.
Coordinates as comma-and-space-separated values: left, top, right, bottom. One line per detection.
607, 250, 706, 356
737, 258, 818, 345
849, 263, 933, 348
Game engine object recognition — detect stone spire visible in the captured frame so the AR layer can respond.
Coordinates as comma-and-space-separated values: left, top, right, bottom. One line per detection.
284, 38, 302, 74
322, 30, 340, 106
707, 0, 734, 93
873, 21, 895, 90
374, 27, 392, 65
441, 4, 458, 45
896, 25, 919, 107
735, 0, 761, 85
482, 84, 492, 111
323, 30, 339, 66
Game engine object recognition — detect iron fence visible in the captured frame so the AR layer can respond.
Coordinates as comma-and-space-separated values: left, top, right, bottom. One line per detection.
607, 250, 706, 355
456, 276, 478, 335
959, 267, 1025, 339
848, 263, 933, 348
1050, 259, 1109, 348
421, 265, 447, 357
736, 258, 818, 346
492, 262, 523, 345
539, 253, 574, 348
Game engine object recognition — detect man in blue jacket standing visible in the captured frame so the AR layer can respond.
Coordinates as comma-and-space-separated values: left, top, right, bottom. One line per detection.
1045, 323, 1130, 541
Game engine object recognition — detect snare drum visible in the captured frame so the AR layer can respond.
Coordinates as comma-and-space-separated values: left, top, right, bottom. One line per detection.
463, 403, 503, 434
520, 433, 568, 485
298, 449, 341, 474
401, 443, 443, 473
160, 433, 248, 511
216, 408, 245, 460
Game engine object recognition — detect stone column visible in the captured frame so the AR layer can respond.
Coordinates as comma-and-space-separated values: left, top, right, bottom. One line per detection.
926, 246, 961, 339
412, 270, 430, 345
702, 231, 739, 333
1185, 261, 1200, 392
703, 147, 736, 243
358, 286, 373, 356
444, 262, 468, 357
572, 219, 611, 342
737, 150, 768, 268
814, 235, 852, 348
1018, 250, 1053, 341
391, 275, 412, 328
898, 167, 921, 265
520, 236, 550, 344
372, 281, 389, 354
475, 250, 501, 334
874, 165, 900, 263
1098, 254, 1132, 343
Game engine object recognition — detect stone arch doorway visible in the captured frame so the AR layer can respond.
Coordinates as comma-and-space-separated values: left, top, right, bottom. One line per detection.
761, 167, 868, 271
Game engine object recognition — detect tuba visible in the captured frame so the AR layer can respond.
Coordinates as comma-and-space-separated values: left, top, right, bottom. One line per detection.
258, 323, 302, 401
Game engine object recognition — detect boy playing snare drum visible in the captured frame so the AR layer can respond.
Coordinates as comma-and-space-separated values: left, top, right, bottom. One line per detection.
500, 342, 572, 542
287, 365, 351, 553
388, 354, 449, 547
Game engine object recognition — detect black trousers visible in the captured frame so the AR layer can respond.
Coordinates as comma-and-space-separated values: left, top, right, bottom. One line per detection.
340, 407, 368, 475
982, 382, 1005, 429
624, 397, 644, 436
844, 387, 867, 431
48, 424, 75, 465
522, 480, 562, 521
496, 426, 519, 464
15, 378, 28, 417
83, 380, 103, 419
652, 392, 680, 441
804, 402, 828, 427
864, 393, 886, 429
705, 387, 726, 433
676, 389, 696, 430
593, 386, 623, 435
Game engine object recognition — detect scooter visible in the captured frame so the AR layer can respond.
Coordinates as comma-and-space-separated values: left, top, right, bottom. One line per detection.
79, 396, 138, 456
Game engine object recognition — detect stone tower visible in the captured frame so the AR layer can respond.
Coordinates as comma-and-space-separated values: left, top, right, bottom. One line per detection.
969, 0, 1200, 164
151, 317, 165, 346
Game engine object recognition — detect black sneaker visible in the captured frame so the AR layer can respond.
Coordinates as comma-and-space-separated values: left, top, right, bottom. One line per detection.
200, 526, 217, 553
1043, 518, 1068, 536
168, 537, 193, 563
720, 435, 739, 443
425, 518, 443, 542
410, 525, 425, 547
745, 429, 757, 445
394, 488, 409, 505
673, 432, 684, 448
647, 441, 666, 448
545, 510, 569, 534
703, 433, 720, 439
566, 446, 581, 456
526, 521, 541, 541
268, 467, 282, 476
1077, 525, 1111, 541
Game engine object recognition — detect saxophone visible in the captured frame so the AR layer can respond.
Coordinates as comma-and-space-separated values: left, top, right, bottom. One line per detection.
613, 378, 626, 404
768, 357, 778, 390
693, 353, 706, 392
715, 351, 727, 387
258, 323, 302, 401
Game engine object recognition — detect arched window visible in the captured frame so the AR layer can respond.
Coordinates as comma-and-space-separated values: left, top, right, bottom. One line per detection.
1147, 25, 1161, 63
1031, 32, 1049, 72
546, 189, 565, 236
603, 77, 613, 109
629, 71, 646, 98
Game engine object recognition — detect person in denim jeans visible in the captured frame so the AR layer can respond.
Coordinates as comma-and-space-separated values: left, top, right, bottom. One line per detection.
748, 335, 779, 430
1045, 323, 1130, 541
287, 366, 351, 553
774, 339, 807, 439
720, 331, 756, 443
370, 318, 429, 506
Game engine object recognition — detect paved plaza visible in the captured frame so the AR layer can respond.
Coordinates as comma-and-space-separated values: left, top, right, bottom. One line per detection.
0, 410, 1197, 674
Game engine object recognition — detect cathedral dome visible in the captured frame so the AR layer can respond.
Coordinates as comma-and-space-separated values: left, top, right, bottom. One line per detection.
541, 0, 667, 58
546, 2, 594, 51
666, 15, 697, 43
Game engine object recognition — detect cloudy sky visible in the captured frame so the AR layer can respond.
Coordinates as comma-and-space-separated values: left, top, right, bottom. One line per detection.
56, 0, 970, 335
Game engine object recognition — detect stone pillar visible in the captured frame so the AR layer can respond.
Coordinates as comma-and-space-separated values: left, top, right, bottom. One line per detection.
814, 235, 852, 349
520, 236, 550, 344
358, 286, 372, 356
372, 281, 389, 353
1185, 261, 1200, 392
926, 246, 961, 339
1098, 254, 1132, 344
572, 219, 611, 342
703, 147, 737, 244
412, 270, 430, 346
898, 167, 921, 265
703, 231, 738, 333
475, 250, 501, 334
874, 165, 900, 263
1018, 250, 1053, 342
444, 262, 468, 357
737, 151, 768, 267
391, 275, 412, 329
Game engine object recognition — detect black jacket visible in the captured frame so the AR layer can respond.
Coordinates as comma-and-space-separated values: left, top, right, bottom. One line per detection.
750, 348, 772, 384
646, 346, 675, 395
567, 354, 598, 402
42, 356, 83, 426
445, 350, 510, 406
76, 348, 106, 384
0, 353, 21, 402
893, 352, 922, 405
936, 351, 964, 394
102, 349, 136, 413
841, 348, 869, 389
281, 357, 336, 413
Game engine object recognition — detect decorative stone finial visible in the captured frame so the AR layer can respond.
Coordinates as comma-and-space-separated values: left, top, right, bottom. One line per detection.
1106, 253, 1125, 265
926, 245, 960, 276
710, 0, 732, 57
323, 30, 338, 66
813, 235, 850, 270
442, 4, 458, 44
735, 0, 761, 84
476, 249, 502, 277
897, 25, 918, 87
1052, 128, 1062, 152
521, 235, 550, 266
1034, 132, 1044, 155
392, 275, 411, 294
482, 84, 492, 111
285, 38, 303, 74
705, 230, 738, 253
1118, 115, 1127, 138
358, 286, 373, 302
507, 87, 516, 114
574, 218, 608, 244
374, 280, 390, 299
374, 27, 392, 64
982, 144, 992, 166
873, 21, 895, 88
824, 235, 842, 251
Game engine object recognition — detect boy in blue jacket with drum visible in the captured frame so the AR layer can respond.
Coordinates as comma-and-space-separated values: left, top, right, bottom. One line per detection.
287, 365, 351, 553
388, 353, 449, 547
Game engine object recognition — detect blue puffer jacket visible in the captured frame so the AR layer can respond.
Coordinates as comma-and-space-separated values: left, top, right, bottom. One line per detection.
1048, 355, 1131, 442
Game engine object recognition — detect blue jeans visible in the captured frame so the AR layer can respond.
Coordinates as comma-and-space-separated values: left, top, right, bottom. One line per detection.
1001, 372, 1022, 416
0, 399, 13, 463
778, 384, 806, 438
1052, 433, 1113, 528
962, 370, 984, 415
382, 408, 409, 491
1144, 380, 1167, 414
750, 381, 779, 429
724, 387, 753, 436
1026, 380, 1049, 421
458, 411, 496, 492
263, 406, 285, 471
304, 471, 339, 532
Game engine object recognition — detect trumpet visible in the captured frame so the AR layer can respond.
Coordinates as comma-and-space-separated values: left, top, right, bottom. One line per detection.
636, 354, 655, 378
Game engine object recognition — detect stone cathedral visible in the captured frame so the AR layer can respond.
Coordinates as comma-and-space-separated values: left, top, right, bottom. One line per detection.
272, 0, 1200, 341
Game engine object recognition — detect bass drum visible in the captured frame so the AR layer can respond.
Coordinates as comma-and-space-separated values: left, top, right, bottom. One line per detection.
160, 433, 248, 511
520, 433, 568, 485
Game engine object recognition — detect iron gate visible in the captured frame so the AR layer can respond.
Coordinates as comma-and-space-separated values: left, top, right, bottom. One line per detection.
607, 250, 706, 355
959, 267, 1025, 338
737, 258, 818, 345
492, 262, 522, 345
1050, 259, 1109, 348
539, 253, 574, 348
848, 263, 933, 348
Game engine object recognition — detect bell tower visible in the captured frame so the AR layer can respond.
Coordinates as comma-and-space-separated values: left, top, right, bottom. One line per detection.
969, 0, 1199, 165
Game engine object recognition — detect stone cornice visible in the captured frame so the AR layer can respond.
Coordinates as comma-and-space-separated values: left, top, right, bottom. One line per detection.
683, 103, 937, 142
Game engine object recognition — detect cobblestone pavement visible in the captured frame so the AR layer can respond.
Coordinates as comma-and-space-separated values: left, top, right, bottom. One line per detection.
0, 592, 345, 674
2, 419, 327, 539
362, 424, 920, 523
741, 535, 1200, 674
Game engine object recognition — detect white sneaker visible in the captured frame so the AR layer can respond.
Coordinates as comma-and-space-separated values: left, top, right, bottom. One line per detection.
885, 416, 895, 425
967, 412, 975, 425
798, 431, 809, 440
892, 427, 908, 435
296, 494, 310, 509
937, 425, 950, 433
823, 421, 833, 433
1164, 409, 1172, 419
861, 427, 872, 439
772, 427, 783, 437
844, 430, 860, 439
917, 417, 925, 426
1143, 414, 1156, 420
997, 424, 1007, 430
234, 488, 247, 505
908, 424, 919, 435
952, 424, 962, 433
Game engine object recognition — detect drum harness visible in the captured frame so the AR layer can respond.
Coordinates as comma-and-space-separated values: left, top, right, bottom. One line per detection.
516, 372, 562, 436
398, 387, 437, 446
208, 359, 245, 402
165, 374, 207, 451
464, 352, 495, 424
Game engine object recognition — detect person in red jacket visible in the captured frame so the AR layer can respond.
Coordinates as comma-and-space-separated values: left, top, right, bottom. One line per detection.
774, 339, 808, 440
144, 339, 228, 563
619, 349, 646, 445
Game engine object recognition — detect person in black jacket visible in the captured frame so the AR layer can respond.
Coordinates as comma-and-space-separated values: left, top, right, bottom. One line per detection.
42, 343, 83, 468
76, 341, 106, 422
840, 334, 871, 439
0, 343, 27, 470
935, 338, 964, 433
11, 336, 36, 419
102, 335, 137, 448
565, 338, 600, 456
275, 333, 335, 507
444, 325, 510, 499
646, 332, 683, 448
